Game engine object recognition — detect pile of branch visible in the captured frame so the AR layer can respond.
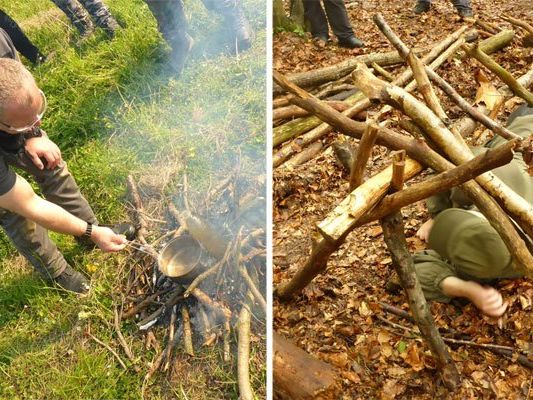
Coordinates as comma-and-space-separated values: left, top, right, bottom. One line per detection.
274, 13, 533, 392
118, 170, 266, 399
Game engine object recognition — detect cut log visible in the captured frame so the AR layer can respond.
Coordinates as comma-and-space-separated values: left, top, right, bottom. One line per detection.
273, 332, 340, 400
458, 29, 515, 58
391, 150, 406, 191
380, 212, 460, 390
273, 50, 416, 94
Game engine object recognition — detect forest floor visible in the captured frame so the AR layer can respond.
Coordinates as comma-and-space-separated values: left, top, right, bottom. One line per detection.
273, 1, 532, 399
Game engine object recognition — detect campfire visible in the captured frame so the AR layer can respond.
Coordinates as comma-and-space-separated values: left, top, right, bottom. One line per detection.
115, 166, 265, 399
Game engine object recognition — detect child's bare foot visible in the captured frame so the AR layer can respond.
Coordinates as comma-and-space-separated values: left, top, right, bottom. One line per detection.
440, 277, 508, 317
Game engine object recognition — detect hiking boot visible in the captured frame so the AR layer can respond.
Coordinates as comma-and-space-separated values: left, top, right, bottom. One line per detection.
338, 36, 365, 49
54, 265, 90, 294
457, 8, 473, 19
413, 2, 431, 14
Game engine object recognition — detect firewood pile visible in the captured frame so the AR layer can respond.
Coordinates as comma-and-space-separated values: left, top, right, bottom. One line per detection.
116, 167, 265, 399
273, 13, 533, 397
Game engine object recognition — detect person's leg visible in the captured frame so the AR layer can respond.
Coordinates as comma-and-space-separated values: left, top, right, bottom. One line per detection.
51, 0, 94, 37
302, 0, 329, 41
77, 0, 120, 37
144, 0, 192, 75
200, 0, 252, 52
0, 10, 45, 65
321, 0, 353, 40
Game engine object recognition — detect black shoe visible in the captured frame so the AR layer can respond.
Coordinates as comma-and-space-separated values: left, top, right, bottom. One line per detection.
413, 2, 431, 14
457, 8, 473, 18
54, 265, 90, 294
338, 36, 365, 49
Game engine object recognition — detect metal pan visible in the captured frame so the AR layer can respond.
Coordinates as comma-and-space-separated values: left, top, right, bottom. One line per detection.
157, 236, 203, 280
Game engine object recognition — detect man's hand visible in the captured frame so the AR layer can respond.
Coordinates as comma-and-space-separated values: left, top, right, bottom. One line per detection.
416, 218, 434, 242
91, 225, 127, 252
24, 136, 62, 170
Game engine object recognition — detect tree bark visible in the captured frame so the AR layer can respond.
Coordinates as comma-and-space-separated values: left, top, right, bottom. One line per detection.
380, 212, 460, 390
273, 332, 340, 400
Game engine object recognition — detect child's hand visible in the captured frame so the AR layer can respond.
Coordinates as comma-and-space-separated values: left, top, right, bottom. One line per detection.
416, 219, 434, 242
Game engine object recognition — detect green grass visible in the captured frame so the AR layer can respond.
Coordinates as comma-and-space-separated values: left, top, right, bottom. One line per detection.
0, 0, 266, 398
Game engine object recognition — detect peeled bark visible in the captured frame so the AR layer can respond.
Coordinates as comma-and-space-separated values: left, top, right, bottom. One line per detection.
274, 332, 340, 400
237, 301, 254, 400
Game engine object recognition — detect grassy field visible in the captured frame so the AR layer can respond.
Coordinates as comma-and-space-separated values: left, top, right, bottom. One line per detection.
0, 0, 266, 398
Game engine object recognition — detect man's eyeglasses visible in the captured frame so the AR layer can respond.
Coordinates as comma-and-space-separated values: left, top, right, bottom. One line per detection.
0, 90, 47, 133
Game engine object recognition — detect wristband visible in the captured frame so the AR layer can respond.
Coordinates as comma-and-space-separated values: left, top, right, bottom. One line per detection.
82, 222, 93, 238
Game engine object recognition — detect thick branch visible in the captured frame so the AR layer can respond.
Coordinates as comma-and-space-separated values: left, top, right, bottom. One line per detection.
380, 212, 460, 390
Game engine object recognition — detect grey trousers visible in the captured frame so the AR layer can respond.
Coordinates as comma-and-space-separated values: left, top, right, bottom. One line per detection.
303, 0, 355, 40
418, 0, 472, 10
0, 149, 97, 280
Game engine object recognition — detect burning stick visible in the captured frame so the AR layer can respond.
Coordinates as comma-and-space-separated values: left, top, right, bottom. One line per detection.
182, 306, 195, 357
237, 298, 254, 400
190, 288, 232, 321
238, 264, 266, 313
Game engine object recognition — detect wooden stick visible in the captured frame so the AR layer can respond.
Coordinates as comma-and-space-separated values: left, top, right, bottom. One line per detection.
182, 305, 194, 357
163, 305, 178, 371
391, 150, 406, 191
380, 212, 460, 390
349, 123, 379, 190
273, 72, 531, 297
352, 64, 533, 271
239, 264, 266, 313
378, 316, 533, 369
190, 288, 232, 321
274, 101, 349, 122
88, 333, 128, 370
223, 319, 231, 363
237, 298, 254, 400
406, 51, 450, 125
283, 141, 323, 169
463, 43, 533, 106
502, 15, 533, 35
371, 62, 394, 81
357, 140, 517, 226
113, 307, 136, 365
